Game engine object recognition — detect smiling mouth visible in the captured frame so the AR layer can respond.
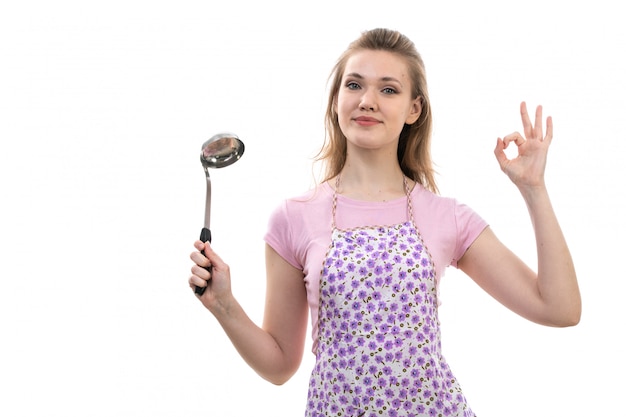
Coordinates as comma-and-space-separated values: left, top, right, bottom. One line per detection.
354, 117, 381, 126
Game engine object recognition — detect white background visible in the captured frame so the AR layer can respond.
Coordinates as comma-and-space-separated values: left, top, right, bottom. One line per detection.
1, 1, 624, 416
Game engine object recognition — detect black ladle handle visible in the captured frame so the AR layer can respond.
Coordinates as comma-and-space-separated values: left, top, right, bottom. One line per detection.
194, 227, 212, 295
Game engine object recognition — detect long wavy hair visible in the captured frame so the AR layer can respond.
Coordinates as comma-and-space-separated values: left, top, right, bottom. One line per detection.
316, 28, 438, 194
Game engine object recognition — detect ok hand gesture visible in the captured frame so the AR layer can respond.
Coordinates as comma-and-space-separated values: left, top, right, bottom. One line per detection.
494, 102, 553, 191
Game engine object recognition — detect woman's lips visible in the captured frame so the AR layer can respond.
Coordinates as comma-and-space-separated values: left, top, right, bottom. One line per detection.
354, 116, 381, 126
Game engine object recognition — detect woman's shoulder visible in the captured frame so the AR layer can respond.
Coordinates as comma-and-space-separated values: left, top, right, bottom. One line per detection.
412, 182, 456, 206
270, 182, 333, 218
266, 182, 333, 240
412, 182, 482, 221
285, 182, 333, 206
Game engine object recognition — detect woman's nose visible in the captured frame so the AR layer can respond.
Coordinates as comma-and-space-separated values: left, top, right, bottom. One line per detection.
359, 90, 377, 111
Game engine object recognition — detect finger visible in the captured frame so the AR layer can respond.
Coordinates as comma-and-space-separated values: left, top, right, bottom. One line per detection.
191, 264, 211, 280
202, 242, 226, 268
520, 101, 533, 139
190, 250, 211, 268
545, 115, 553, 144
534, 105, 544, 140
493, 138, 509, 170
501, 131, 525, 148
189, 273, 208, 289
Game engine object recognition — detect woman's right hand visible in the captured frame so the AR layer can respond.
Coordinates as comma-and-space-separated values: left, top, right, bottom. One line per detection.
189, 240, 234, 312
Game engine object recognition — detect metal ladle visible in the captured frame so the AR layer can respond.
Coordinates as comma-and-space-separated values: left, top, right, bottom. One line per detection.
195, 132, 245, 295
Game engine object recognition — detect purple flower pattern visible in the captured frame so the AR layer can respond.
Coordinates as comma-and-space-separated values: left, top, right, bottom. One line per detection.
306, 222, 474, 417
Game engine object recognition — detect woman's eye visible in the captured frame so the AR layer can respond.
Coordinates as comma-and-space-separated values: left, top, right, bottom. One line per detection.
382, 87, 397, 94
346, 82, 360, 90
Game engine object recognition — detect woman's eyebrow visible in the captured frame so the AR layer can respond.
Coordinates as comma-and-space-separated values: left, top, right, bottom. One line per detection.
344, 72, 403, 86
344, 72, 364, 80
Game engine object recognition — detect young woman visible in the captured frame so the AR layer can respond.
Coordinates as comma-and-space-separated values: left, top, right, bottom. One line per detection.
189, 28, 581, 417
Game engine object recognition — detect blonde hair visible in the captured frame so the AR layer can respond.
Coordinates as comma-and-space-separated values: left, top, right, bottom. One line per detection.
316, 28, 438, 194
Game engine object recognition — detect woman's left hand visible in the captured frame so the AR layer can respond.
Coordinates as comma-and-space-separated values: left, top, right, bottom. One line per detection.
494, 101, 553, 191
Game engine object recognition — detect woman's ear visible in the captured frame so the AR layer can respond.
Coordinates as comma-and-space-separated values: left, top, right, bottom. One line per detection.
406, 97, 423, 125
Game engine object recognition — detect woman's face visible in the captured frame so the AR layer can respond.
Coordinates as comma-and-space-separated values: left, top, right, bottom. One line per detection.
336, 49, 422, 153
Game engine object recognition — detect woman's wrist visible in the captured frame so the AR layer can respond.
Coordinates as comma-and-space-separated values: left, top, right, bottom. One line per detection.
207, 293, 239, 320
517, 181, 549, 205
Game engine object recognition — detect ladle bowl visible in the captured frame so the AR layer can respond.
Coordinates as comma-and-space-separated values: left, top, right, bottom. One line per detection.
200, 132, 245, 169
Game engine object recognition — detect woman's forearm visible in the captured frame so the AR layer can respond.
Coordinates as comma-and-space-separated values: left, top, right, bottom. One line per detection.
520, 184, 581, 326
208, 295, 300, 385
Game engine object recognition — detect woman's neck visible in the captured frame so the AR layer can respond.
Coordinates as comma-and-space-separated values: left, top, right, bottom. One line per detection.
334, 162, 410, 202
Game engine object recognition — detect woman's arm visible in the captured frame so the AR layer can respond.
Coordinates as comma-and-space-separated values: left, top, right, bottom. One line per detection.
458, 102, 581, 327
189, 241, 308, 384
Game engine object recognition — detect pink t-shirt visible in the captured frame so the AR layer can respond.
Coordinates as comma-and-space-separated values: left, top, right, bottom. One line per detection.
264, 182, 488, 353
